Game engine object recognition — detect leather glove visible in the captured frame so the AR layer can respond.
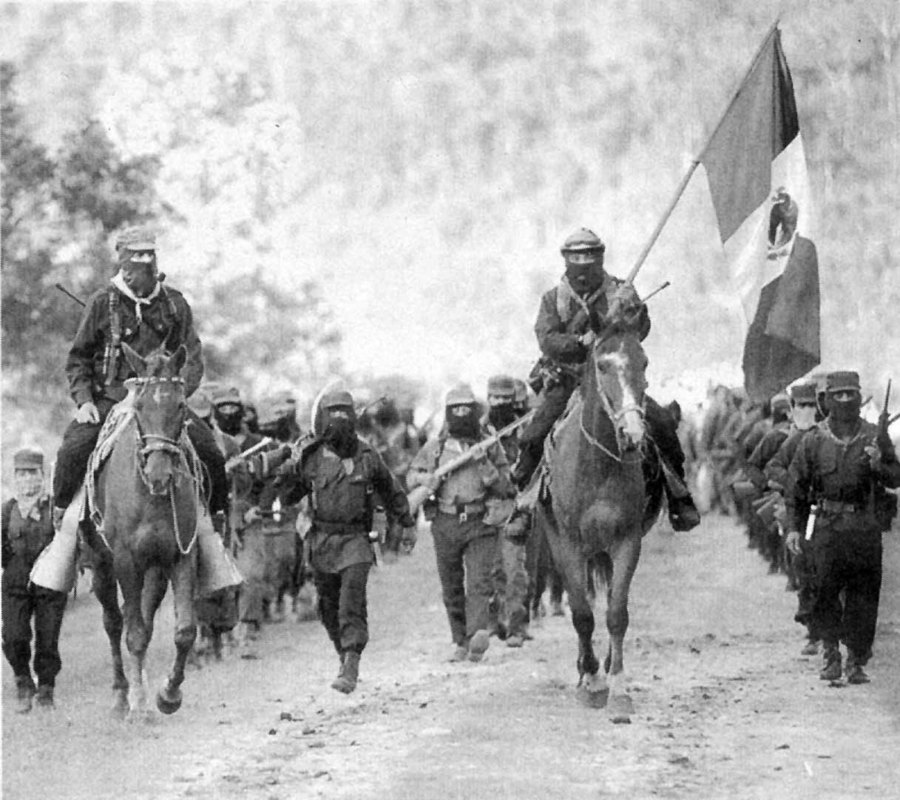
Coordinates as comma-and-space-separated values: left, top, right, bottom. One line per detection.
75, 402, 100, 424
785, 530, 801, 556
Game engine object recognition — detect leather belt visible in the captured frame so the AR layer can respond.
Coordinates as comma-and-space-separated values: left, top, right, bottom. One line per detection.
819, 499, 861, 515
437, 500, 486, 521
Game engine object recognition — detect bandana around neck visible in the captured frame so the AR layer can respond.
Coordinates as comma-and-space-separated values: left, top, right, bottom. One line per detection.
112, 271, 161, 324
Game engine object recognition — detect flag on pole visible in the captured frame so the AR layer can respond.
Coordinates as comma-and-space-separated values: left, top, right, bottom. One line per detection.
699, 26, 820, 402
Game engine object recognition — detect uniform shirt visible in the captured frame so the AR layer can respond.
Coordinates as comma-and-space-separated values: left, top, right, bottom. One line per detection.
764, 424, 816, 491
408, 434, 514, 508
744, 420, 791, 490
534, 276, 650, 371
66, 282, 203, 406
1, 496, 54, 589
284, 439, 413, 572
786, 418, 900, 532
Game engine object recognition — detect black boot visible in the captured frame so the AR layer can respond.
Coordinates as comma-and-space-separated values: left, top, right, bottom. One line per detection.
35, 684, 55, 709
820, 641, 842, 681
845, 650, 870, 684
668, 493, 701, 532
15, 676, 36, 714
331, 651, 360, 694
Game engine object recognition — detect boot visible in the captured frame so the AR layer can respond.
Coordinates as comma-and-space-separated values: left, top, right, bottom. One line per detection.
331, 651, 360, 694
35, 685, 55, 709
667, 494, 701, 532
800, 638, 819, 656
819, 642, 842, 681
15, 676, 35, 714
845, 651, 870, 685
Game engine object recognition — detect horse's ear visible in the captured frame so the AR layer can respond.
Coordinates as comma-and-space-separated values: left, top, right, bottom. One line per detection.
169, 345, 187, 376
121, 342, 147, 376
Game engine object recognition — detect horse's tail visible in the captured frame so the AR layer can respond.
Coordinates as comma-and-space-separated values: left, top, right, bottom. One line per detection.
586, 552, 612, 602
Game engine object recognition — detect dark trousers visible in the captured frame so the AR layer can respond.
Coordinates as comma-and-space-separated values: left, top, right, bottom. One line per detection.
314, 562, 371, 655
812, 524, 882, 662
54, 403, 228, 514
431, 513, 499, 646
2, 584, 67, 687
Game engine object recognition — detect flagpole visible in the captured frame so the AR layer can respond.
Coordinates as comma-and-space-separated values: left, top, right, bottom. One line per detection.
626, 18, 781, 285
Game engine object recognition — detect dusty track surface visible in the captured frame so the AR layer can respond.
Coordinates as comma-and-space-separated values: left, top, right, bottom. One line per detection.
4, 513, 900, 799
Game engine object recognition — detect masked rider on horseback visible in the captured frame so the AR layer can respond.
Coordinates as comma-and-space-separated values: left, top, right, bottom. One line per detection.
52, 226, 228, 532
512, 227, 700, 532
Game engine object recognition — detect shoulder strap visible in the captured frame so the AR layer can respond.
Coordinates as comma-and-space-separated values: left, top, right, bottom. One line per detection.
104, 287, 122, 386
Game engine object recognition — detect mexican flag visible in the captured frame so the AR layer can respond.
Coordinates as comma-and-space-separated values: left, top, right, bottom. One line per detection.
700, 26, 820, 402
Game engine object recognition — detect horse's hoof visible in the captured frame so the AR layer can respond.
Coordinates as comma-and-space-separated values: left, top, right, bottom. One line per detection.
607, 693, 633, 723
577, 685, 609, 709
156, 690, 182, 715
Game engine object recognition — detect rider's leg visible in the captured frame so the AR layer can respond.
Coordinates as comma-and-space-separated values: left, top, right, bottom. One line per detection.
644, 396, 701, 531
52, 417, 105, 527
185, 409, 228, 516
512, 380, 575, 489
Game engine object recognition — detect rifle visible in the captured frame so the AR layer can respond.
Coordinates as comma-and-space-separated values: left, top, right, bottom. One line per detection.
55, 283, 86, 307
224, 436, 274, 472
406, 409, 535, 516
877, 379, 892, 446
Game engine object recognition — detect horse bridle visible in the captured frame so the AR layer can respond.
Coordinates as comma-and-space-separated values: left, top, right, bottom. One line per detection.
580, 332, 646, 462
132, 376, 187, 462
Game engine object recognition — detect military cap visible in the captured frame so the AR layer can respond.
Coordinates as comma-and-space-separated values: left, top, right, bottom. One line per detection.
560, 227, 605, 255
770, 393, 791, 413
115, 225, 157, 251
789, 382, 818, 403
211, 386, 243, 407
13, 446, 44, 470
187, 389, 213, 418
321, 390, 354, 409
825, 371, 861, 393
486, 374, 516, 399
445, 383, 477, 406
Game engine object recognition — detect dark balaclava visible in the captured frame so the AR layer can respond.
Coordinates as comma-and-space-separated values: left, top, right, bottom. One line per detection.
488, 402, 518, 430
446, 403, 480, 441
259, 415, 294, 443
322, 406, 358, 458
826, 391, 862, 426
215, 402, 244, 436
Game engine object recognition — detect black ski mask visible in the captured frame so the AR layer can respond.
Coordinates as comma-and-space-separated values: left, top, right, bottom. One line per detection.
564, 253, 606, 296
322, 408, 358, 458
488, 403, 518, 430
446, 404, 480, 441
259, 416, 293, 443
826, 391, 862, 425
215, 403, 244, 436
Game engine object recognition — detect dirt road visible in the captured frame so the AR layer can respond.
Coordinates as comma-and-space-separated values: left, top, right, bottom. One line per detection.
4, 513, 900, 800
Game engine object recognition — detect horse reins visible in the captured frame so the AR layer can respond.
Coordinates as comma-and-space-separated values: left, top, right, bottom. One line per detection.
132, 376, 201, 555
580, 335, 645, 464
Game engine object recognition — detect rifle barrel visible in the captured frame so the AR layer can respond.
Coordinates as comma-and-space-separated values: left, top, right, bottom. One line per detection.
55, 283, 86, 307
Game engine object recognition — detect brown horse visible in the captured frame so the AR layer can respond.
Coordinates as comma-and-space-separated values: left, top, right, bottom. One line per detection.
87, 344, 201, 720
536, 326, 663, 722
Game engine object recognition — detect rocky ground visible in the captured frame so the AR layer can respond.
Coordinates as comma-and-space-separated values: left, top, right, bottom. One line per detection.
4, 512, 899, 800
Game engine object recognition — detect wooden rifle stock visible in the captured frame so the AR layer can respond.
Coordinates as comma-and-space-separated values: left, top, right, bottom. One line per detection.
406, 410, 535, 516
